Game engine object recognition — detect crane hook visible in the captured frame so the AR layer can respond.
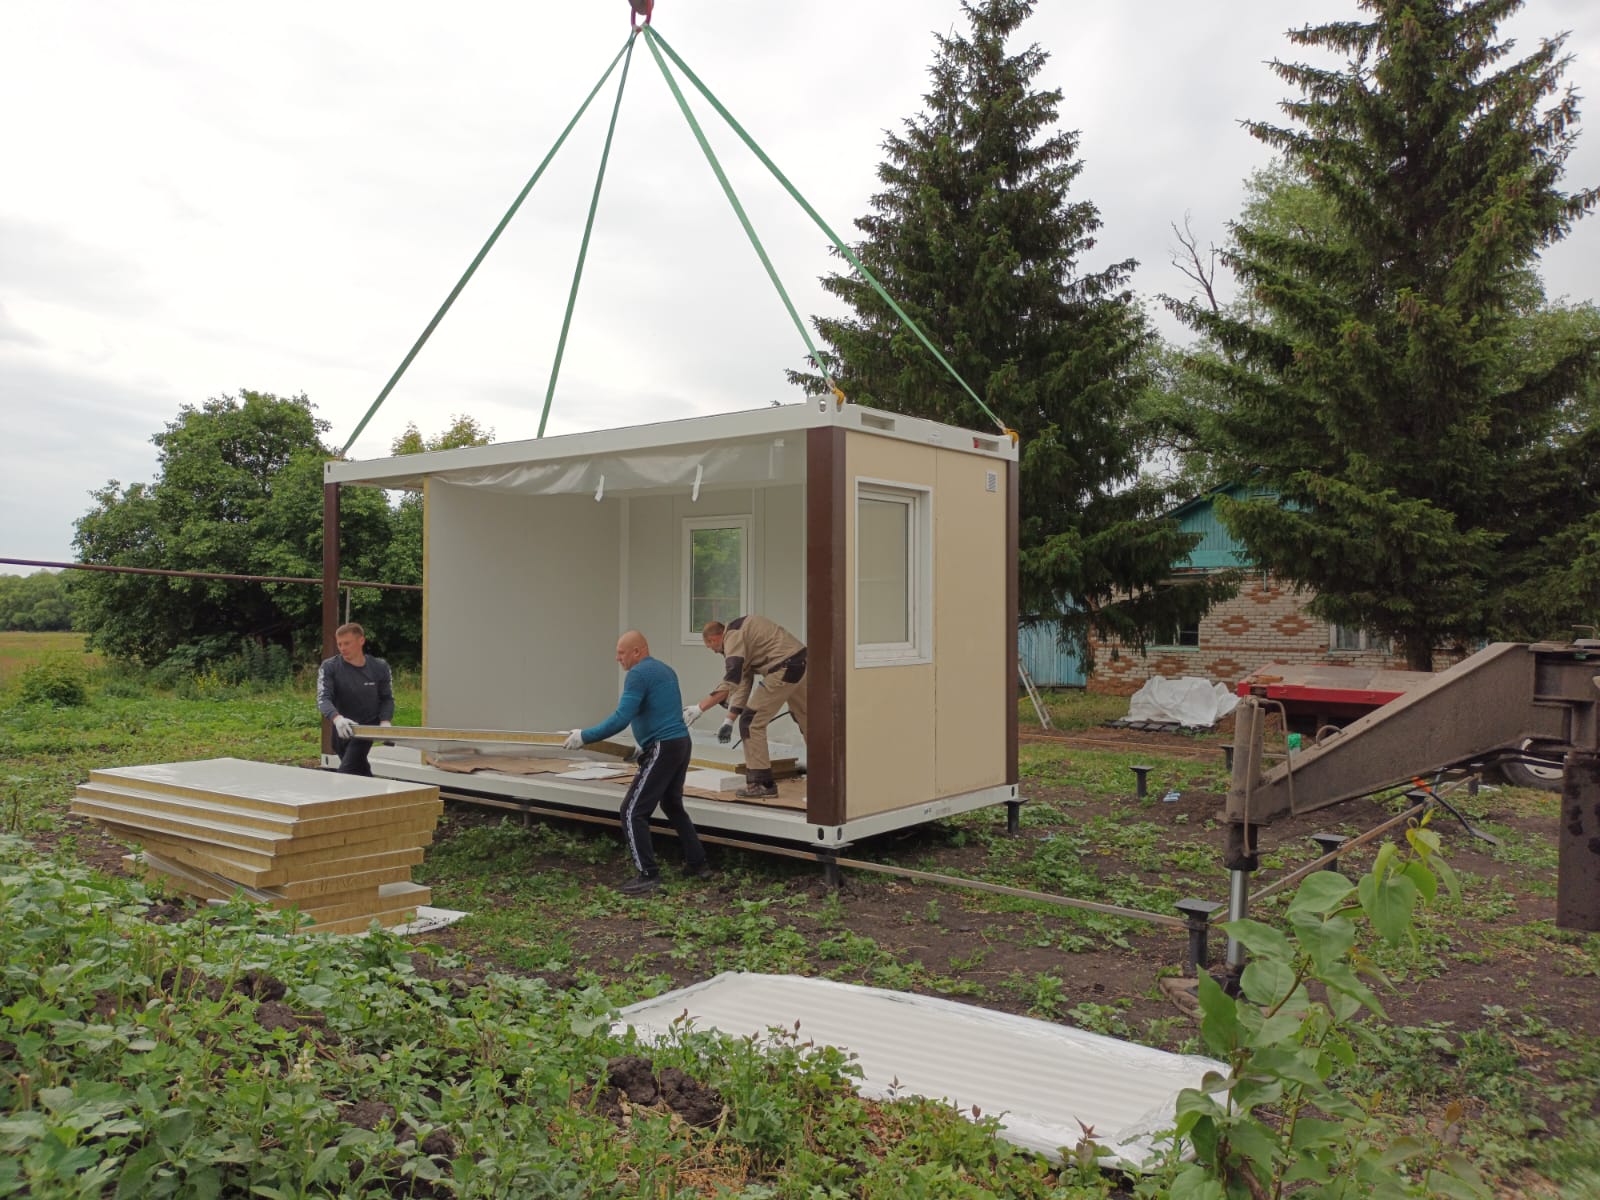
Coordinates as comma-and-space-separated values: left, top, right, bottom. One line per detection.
628, 0, 654, 28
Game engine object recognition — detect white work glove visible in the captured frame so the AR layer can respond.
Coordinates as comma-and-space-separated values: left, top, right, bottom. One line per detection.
562, 729, 585, 751
716, 718, 734, 745
332, 715, 356, 740
682, 704, 703, 726
379, 719, 392, 727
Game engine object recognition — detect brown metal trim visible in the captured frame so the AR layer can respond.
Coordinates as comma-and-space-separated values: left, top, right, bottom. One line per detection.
1005, 459, 1019, 786
806, 426, 848, 826
322, 481, 341, 758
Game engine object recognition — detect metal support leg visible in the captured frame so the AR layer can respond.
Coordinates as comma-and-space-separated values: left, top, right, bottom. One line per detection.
819, 851, 841, 891
1005, 800, 1023, 837
1311, 832, 1349, 876
1224, 868, 1251, 974
1557, 751, 1600, 932
1130, 765, 1153, 799
1175, 898, 1222, 976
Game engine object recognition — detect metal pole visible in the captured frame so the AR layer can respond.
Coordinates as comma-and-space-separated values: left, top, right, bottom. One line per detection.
1558, 751, 1600, 932
322, 481, 341, 760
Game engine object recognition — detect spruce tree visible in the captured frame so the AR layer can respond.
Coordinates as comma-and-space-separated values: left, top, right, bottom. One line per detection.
795, 0, 1230, 665
1173, 0, 1599, 669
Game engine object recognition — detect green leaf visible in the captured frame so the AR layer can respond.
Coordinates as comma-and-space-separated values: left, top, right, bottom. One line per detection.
1288, 1117, 1348, 1152
1320, 961, 1387, 1020
1167, 1164, 1226, 1200
1240, 958, 1299, 1007
1196, 971, 1244, 1056
1218, 918, 1295, 963
1290, 912, 1357, 972
1286, 871, 1357, 916
1223, 1118, 1282, 1176
1358, 871, 1419, 946
1433, 854, 1463, 903
1399, 860, 1438, 904
1248, 1006, 1306, 1048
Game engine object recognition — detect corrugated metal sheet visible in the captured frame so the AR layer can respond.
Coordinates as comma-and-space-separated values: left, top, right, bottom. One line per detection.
620, 972, 1221, 1170
1019, 621, 1086, 687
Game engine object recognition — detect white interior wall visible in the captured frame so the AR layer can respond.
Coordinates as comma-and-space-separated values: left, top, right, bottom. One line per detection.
425, 481, 621, 731
624, 484, 807, 700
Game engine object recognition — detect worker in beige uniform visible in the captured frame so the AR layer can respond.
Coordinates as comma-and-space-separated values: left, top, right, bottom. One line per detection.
683, 616, 808, 799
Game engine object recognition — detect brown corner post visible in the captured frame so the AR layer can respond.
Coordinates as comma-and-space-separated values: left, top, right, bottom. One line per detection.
1005, 457, 1019, 787
806, 426, 848, 827
1557, 750, 1600, 932
321, 479, 341, 758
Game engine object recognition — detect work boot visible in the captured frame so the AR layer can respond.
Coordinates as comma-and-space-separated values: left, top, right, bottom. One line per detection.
617, 872, 661, 898
682, 861, 715, 881
734, 780, 778, 800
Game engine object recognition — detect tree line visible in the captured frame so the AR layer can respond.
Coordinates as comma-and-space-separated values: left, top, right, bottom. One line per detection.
67, 0, 1598, 676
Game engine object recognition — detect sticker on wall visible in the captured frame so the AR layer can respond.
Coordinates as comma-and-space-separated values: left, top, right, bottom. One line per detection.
985, 470, 998, 494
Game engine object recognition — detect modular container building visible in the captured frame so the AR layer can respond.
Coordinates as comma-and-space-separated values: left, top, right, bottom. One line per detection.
321, 400, 1019, 847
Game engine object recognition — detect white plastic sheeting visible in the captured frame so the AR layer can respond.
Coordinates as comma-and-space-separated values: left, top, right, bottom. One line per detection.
1126, 676, 1240, 728
618, 972, 1221, 1170
369, 439, 799, 497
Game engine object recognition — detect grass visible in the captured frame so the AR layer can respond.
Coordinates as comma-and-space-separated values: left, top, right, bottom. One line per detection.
0, 630, 97, 685
2, 638, 1598, 1196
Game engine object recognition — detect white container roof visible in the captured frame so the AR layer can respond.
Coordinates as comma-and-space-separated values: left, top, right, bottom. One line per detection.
325, 401, 1016, 496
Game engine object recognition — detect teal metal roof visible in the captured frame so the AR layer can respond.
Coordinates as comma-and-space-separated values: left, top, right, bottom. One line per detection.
1167, 484, 1255, 570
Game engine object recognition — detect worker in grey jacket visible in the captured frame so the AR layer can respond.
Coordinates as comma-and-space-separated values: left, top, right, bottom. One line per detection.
316, 621, 395, 776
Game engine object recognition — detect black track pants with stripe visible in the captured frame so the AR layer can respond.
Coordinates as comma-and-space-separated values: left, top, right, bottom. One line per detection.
619, 735, 706, 877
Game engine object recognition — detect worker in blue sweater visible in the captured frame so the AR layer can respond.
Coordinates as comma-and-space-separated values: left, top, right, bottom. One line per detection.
563, 630, 712, 897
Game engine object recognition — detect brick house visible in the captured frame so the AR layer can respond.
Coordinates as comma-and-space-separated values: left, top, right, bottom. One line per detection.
1087, 486, 1416, 696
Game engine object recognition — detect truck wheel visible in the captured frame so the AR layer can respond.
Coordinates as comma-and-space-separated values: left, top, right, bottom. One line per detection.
1499, 742, 1565, 792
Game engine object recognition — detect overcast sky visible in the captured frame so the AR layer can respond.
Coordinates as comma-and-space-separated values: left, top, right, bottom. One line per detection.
3, 0, 1597, 573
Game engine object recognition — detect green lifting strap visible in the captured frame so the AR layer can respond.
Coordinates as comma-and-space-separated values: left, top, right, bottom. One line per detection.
538, 31, 638, 438
340, 36, 636, 458
644, 26, 1009, 439
641, 32, 843, 401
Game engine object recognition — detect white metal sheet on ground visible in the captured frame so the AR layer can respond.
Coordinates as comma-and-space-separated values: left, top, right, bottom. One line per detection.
619, 973, 1221, 1169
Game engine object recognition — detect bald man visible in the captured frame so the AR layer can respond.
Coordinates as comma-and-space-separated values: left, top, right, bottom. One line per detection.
563, 631, 711, 897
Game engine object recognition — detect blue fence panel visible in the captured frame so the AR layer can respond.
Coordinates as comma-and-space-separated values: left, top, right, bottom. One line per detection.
1019, 621, 1086, 688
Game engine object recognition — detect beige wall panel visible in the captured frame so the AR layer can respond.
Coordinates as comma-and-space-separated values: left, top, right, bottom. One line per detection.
843, 433, 937, 816
932, 452, 1008, 795
425, 482, 620, 731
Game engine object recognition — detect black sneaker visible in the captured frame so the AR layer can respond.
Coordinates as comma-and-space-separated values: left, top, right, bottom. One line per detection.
683, 862, 715, 881
617, 873, 661, 898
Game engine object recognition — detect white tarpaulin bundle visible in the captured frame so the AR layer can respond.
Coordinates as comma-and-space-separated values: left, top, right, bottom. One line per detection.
1126, 676, 1239, 728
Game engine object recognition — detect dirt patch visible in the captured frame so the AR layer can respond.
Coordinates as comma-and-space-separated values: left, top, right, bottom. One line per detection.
589, 1054, 724, 1128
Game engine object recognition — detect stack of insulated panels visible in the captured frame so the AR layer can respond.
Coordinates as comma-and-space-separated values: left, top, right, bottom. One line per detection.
70, 758, 442, 934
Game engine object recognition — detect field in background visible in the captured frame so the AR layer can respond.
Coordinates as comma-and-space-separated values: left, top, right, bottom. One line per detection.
0, 630, 95, 685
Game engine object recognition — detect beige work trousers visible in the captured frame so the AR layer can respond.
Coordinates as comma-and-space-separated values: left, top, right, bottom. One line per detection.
739, 671, 808, 779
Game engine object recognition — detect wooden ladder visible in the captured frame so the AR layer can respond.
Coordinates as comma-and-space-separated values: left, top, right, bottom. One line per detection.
1018, 657, 1053, 730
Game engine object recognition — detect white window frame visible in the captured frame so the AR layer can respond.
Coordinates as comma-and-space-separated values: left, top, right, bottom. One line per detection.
1329, 624, 1381, 653
681, 515, 752, 645
854, 479, 933, 668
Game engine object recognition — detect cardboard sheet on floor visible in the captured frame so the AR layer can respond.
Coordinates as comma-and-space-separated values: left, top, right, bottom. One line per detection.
620, 973, 1220, 1170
